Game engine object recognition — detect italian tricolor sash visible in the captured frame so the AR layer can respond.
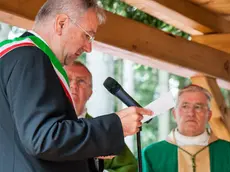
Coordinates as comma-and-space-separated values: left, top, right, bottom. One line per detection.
0, 35, 75, 109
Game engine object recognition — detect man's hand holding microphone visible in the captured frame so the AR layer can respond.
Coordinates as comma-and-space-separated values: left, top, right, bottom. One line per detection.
116, 107, 153, 136
103, 77, 154, 137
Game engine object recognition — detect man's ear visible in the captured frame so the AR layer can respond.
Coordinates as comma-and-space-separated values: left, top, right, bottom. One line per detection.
54, 14, 69, 36
88, 89, 93, 100
172, 108, 176, 120
208, 110, 212, 121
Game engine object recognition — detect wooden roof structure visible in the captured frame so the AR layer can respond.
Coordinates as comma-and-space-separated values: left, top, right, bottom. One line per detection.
0, 0, 230, 87
1, 0, 230, 139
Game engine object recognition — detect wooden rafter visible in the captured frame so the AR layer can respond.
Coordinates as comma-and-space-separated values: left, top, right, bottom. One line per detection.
122, 0, 230, 35
0, 0, 230, 90
93, 41, 230, 90
0, 10, 33, 30
189, 0, 230, 15
192, 34, 230, 54
96, 12, 230, 82
0, 0, 46, 21
191, 75, 230, 141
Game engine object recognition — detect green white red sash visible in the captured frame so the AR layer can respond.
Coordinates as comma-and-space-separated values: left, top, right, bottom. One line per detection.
0, 35, 75, 110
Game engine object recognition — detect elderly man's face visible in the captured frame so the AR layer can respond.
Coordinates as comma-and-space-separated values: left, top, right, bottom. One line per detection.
173, 91, 212, 136
65, 65, 92, 115
58, 8, 99, 65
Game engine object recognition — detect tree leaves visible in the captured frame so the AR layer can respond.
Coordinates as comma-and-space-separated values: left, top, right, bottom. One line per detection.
99, 0, 190, 39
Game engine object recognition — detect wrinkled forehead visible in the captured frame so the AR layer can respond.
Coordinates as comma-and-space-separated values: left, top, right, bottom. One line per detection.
65, 65, 91, 79
178, 91, 209, 105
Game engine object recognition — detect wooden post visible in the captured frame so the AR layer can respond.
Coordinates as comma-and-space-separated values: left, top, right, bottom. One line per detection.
191, 75, 230, 141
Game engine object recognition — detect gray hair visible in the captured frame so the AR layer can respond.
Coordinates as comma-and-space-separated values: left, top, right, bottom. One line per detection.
176, 84, 212, 108
34, 0, 106, 25
72, 61, 92, 77
68, 61, 93, 88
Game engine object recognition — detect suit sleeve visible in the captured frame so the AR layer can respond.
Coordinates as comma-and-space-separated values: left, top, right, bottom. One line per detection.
104, 144, 138, 172
6, 46, 125, 161
86, 114, 137, 172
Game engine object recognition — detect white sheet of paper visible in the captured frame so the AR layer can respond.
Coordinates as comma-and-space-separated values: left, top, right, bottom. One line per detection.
142, 91, 175, 123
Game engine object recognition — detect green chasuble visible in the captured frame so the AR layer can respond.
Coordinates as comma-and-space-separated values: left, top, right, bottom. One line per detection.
142, 139, 230, 172
85, 113, 138, 172
143, 141, 178, 172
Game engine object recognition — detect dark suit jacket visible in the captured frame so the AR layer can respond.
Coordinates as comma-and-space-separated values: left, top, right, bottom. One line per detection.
0, 32, 125, 172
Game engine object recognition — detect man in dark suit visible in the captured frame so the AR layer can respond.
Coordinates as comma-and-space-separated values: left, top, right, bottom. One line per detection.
0, 0, 152, 172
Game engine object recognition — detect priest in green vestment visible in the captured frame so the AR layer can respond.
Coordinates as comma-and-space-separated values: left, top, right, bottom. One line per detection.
65, 62, 138, 172
143, 84, 230, 172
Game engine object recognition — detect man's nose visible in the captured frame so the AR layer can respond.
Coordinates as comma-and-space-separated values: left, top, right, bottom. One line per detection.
70, 81, 79, 91
84, 41, 92, 53
187, 107, 196, 116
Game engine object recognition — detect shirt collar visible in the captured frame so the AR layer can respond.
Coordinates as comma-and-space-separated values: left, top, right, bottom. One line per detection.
169, 128, 210, 146
28, 30, 48, 46
78, 108, 87, 119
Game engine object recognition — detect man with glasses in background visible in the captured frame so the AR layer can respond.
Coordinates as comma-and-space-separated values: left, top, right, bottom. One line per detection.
143, 85, 230, 172
65, 61, 138, 172
0, 0, 153, 172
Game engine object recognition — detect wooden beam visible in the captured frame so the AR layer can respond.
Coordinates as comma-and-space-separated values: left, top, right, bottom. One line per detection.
96, 12, 230, 82
0, 0, 43, 29
122, 0, 230, 35
190, 0, 230, 15
93, 41, 230, 90
191, 75, 230, 141
0, 10, 33, 30
192, 34, 230, 54
1, 0, 230, 90
0, 0, 46, 21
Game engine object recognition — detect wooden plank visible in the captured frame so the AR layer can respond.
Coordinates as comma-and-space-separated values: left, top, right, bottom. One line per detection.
1, 0, 230, 89
96, 12, 230, 82
191, 75, 230, 141
122, 0, 230, 35
0, 0, 43, 29
93, 41, 230, 90
192, 34, 230, 54
0, 0, 46, 21
0, 10, 33, 30
189, 0, 230, 15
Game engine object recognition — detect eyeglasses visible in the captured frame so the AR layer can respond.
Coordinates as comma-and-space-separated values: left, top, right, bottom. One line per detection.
69, 78, 92, 89
69, 17, 95, 43
179, 103, 209, 113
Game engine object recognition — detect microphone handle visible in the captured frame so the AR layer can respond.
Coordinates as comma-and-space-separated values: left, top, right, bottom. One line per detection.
115, 88, 143, 172
115, 88, 142, 107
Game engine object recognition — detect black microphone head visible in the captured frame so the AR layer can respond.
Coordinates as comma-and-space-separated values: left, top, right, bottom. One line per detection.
103, 77, 122, 95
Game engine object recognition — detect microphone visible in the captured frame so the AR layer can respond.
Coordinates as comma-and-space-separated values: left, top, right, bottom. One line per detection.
103, 77, 144, 172
103, 77, 141, 108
